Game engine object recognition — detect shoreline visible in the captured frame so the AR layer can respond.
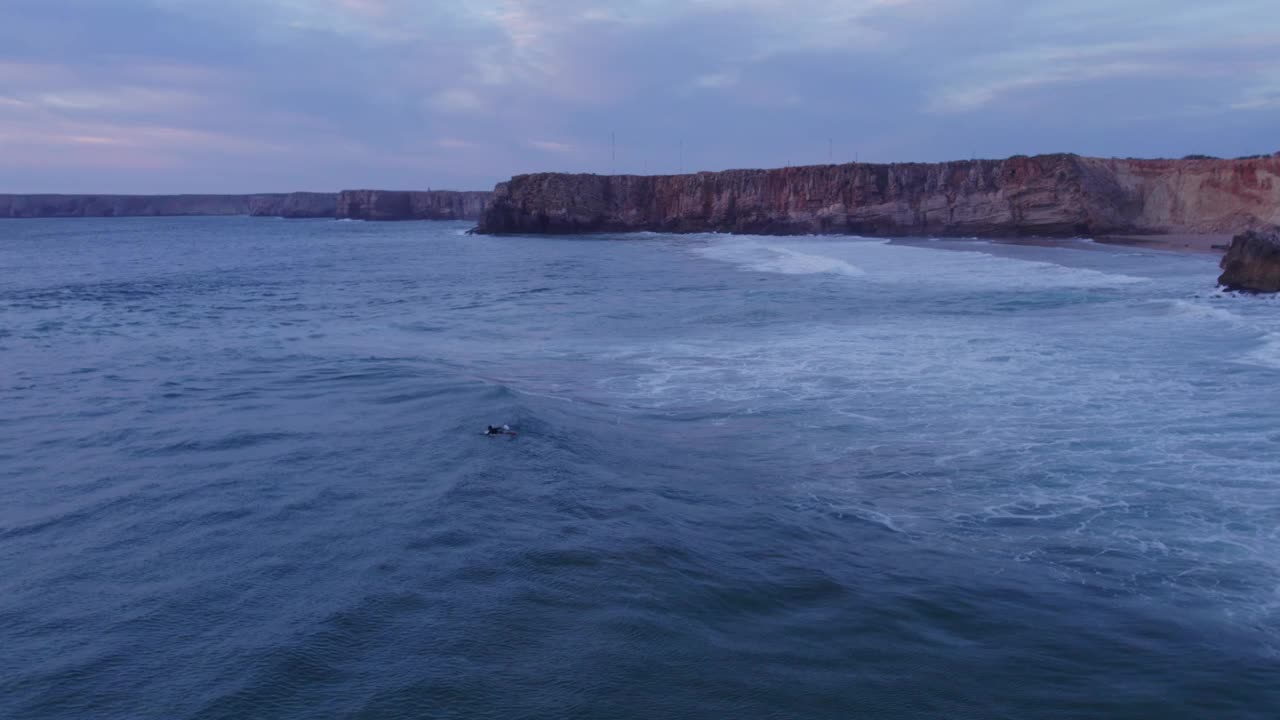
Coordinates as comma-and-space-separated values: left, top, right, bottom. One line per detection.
985, 233, 1230, 256
0, 213, 1236, 257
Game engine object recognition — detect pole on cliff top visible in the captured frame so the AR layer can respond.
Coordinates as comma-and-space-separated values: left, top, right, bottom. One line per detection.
679, 140, 684, 174
611, 131, 616, 175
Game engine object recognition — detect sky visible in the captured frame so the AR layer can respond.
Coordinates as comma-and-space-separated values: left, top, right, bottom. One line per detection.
0, 0, 1277, 193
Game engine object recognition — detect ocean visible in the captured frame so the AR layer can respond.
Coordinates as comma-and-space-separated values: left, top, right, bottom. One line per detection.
2, 217, 1278, 719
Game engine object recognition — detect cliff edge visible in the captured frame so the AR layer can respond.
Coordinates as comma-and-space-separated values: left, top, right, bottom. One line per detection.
1218, 227, 1280, 292
476, 154, 1280, 238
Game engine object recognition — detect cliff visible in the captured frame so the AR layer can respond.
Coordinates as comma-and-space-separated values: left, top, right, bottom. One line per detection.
1218, 227, 1280, 292
248, 193, 338, 219
1089, 157, 1280, 234
476, 154, 1280, 238
336, 190, 491, 221
0, 193, 337, 219
0, 190, 492, 220
2, 194, 258, 218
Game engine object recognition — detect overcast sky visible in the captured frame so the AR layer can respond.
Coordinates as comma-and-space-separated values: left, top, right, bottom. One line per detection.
1, 0, 1277, 193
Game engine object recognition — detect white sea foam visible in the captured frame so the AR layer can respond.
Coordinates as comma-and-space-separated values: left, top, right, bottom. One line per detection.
1159, 297, 1280, 370
1243, 333, 1280, 370
692, 242, 866, 277
689, 236, 1148, 289
1161, 299, 1246, 324
589, 237, 1280, 610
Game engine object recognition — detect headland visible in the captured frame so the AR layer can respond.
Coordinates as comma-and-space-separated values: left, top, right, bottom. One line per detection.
475, 153, 1280, 243
0, 190, 493, 221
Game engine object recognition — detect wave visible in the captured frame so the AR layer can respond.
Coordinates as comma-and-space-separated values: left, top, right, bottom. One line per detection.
1244, 333, 1280, 370
1154, 299, 1280, 370
690, 236, 1147, 289
138, 431, 311, 457
691, 241, 866, 277
1161, 299, 1246, 324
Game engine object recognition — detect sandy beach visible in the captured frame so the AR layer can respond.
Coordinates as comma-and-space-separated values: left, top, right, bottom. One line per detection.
984, 233, 1231, 256
1093, 233, 1233, 254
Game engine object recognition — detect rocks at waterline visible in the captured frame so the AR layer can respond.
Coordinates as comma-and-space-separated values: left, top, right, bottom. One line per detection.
1218, 227, 1280, 293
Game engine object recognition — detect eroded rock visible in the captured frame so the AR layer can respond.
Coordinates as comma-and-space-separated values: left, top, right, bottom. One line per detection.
476, 154, 1280, 238
1218, 227, 1280, 293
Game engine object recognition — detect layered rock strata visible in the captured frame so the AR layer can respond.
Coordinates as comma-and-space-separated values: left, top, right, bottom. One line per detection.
476, 154, 1280, 237
1218, 227, 1280, 292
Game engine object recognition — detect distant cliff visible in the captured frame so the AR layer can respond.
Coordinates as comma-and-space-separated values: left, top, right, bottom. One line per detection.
0, 190, 493, 220
476, 154, 1280, 237
248, 193, 339, 219
0, 193, 337, 219
336, 190, 492, 221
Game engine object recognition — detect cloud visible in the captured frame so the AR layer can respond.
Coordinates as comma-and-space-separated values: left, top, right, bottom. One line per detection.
1231, 88, 1280, 111
430, 89, 485, 113
930, 59, 1172, 114
436, 137, 477, 149
34, 87, 206, 113
0, 0, 1277, 192
1230, 71, 1280, 112
691, 72, 739, 90
1232, 97, 1280, 111
529, 140, 572, 152
925, 5, 1280, 115
339, 0, 389, 16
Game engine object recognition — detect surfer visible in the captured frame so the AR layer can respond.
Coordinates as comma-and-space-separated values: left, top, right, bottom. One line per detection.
485, 425, 516, 437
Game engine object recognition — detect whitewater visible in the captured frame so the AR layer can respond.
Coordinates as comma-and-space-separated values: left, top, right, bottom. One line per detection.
1, 217, 1278, 719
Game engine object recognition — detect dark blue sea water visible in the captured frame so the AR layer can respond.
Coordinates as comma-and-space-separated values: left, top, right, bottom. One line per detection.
2, 217, 1279, 719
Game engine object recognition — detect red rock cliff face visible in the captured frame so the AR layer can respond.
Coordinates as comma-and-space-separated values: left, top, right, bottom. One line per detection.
476, 154, 1280, 237
1085, 157, 1280, 233
337, 190, 491, 221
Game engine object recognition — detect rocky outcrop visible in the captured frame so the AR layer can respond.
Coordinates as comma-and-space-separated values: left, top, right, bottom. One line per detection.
1218, 227, 1280, 292
0, 193, 337, 219
336, 190, 491, 221
476, 154, 1280, 238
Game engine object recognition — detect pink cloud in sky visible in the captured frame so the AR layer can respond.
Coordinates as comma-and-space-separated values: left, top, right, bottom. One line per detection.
339, 0, 389, 16
0, 0, 1276, 192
